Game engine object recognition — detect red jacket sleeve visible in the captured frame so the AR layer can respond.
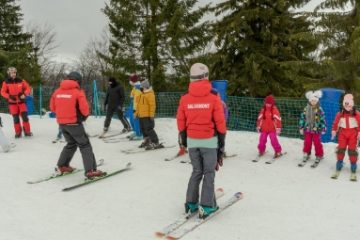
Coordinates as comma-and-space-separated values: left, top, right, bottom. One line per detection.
1, 82, 9, 99
77, 90, 89, 117
332, 112, 341, 131
356, 111, 360, 132
213, 96, 226, 134
256, 108, 264, 129
273, 107, 282, 129
22, 80, 31, 96
176, 97, 186, 132
50, 91, 56, 112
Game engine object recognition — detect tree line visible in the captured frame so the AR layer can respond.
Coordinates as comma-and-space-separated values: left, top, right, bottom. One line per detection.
1, 0, 359, 100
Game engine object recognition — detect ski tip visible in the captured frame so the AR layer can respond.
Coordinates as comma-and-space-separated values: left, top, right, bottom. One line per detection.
154, 232, 165, 238
126, 162, 132, 168
216, 187, 224, 193
235, 192, 244, 199
166, 236, 179, 240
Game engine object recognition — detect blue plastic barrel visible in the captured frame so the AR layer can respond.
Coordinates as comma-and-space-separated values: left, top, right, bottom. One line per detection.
319, 88, 344, 142
211, 80, 228, 102
25, 96, 35, 115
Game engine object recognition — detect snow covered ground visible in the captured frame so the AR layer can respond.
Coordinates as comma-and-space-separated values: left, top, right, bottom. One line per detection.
1, 113, 359, 240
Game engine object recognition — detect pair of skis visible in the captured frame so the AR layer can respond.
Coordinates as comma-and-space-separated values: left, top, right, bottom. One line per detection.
98, 131, 130, 139
298, 156, 322, 168
252, 152, 287, 164
331, 170, 357, 181
121, 144, 176, 154
155, 189, 243, 239
27, 159, 132, 191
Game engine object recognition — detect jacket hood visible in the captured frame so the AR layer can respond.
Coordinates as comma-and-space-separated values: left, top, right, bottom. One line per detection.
188, 80, 211, 97
60, 79, 80, 90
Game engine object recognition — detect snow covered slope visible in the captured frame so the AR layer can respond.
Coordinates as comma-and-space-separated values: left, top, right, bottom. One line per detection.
0, 113, 357, 240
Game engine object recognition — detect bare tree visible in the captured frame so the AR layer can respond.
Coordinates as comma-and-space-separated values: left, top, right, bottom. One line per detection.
75, 28, 111, 90
26, 22, 58, 81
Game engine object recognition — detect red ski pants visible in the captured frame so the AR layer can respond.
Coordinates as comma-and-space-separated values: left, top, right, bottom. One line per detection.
8, 103, 31, 134
336, 128, 358, 164
303, 132, 323, 157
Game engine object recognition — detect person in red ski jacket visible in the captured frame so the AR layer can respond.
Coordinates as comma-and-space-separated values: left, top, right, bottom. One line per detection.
256, 95, 283, 158
1, 67, 33, 138
50, 71, 106, 179
177, 63, 226, 219
331, 93, 360, 179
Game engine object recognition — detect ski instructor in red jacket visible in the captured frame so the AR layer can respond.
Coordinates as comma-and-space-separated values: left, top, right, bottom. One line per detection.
176, 63, 227, 219
1, 67, 33, 138
50, 72, 106, 179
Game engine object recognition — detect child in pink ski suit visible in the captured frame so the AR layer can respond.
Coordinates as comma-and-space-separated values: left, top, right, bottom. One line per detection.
299, 90, 326, 163
256, 95, 282, 158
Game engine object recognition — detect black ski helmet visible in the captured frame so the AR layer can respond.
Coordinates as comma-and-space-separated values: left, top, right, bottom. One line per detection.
67, 71, 83, 85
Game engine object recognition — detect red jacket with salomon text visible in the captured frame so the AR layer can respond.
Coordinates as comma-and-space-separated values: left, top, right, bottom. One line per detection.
50, 80, 89, 124
176, 80, 227, 139
1, 77, 31, 104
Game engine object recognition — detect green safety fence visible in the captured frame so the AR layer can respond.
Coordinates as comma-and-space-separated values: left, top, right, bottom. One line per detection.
0, 83, 357, 141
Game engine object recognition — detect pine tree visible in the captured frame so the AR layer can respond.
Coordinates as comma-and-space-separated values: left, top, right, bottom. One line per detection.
0, 0, 40, 84
0, 0, 32, 51
210, 0, 319, 97
315, 1, 360, 99
102, 0, 210, 90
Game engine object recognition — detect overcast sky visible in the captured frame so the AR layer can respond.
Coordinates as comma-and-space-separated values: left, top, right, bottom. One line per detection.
19, 0, 327, 63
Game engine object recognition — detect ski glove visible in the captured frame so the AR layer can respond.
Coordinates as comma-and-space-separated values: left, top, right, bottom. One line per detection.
18, 93, 25, 99
216, 133, 226, 171
178, 130, 187, 148
276, 128, 281, 135
331, 131, 337, 140
299, 129, 304, 135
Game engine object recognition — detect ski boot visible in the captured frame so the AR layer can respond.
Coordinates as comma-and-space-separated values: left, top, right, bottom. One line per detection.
24, 132, 33, 137
273, 152, 283, 158
311, 156, 323, 168
138, 137, 150, 148
145, 142, 164, 150
199, 205, 219, 219
57, 165, 75, 174
86, 169, 107, 180
185, 202, 199, 214
350, 172, 357, 182
15, 132, 22, 138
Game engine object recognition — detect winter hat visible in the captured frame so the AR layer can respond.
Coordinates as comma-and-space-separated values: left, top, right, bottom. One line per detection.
7, 67, 17, 75
264, 95, 275, 105
343, 93, 354, 108
190, 63, 209, 82
67, 71, 83, 84
140, 79, 150, 89
129, 74, 139, 85
305, 90, 322, 103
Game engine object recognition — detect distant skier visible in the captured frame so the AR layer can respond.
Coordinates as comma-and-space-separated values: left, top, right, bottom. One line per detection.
176, 63, 226, 219
126, 74, 142, 140
256, 94, 283, 158
50, 71, 106, 179
135, 80, 163, 150
1, 67, 33, 138
298, 90, 326, 166
331, 93, 360, 181
103, 77, 131, 134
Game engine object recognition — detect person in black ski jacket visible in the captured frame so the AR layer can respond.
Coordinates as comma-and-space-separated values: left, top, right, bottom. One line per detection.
103, 77, 131, 133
